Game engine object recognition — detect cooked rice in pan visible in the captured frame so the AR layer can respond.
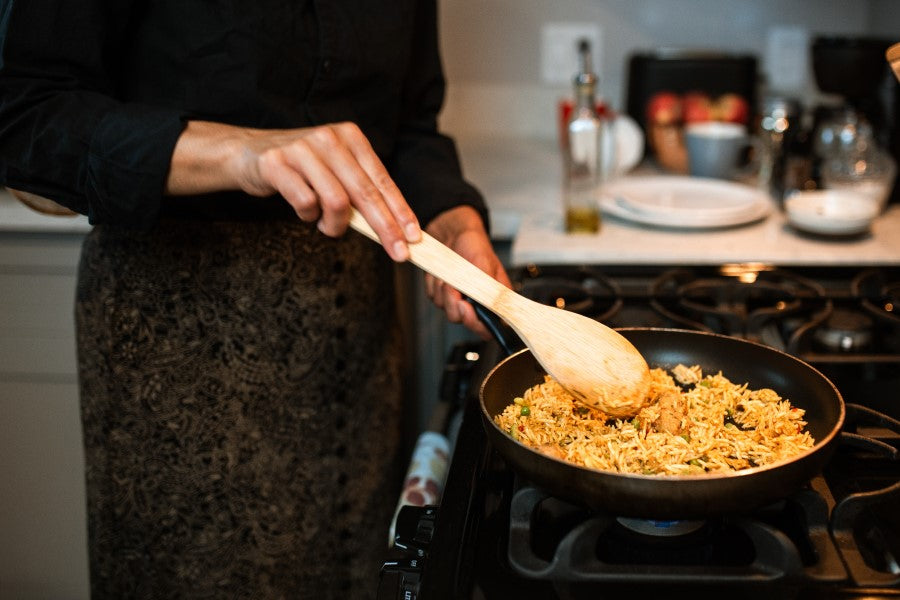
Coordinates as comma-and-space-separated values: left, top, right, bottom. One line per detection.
494, 365, 815, 476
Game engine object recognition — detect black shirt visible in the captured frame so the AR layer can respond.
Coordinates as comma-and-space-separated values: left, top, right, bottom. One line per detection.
0, 0, 486, 229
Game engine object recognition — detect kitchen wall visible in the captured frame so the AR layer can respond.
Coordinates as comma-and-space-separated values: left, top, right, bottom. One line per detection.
438, 0, 900, 139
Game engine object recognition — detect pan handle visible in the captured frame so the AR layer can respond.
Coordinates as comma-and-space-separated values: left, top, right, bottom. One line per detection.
466, 297, 525, 357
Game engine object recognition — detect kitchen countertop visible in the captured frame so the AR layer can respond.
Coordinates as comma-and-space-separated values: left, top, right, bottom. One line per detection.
456, 136, 562, 241
512, 203, 900, 267
0, 188, 91, 233
456, 123, 643, 240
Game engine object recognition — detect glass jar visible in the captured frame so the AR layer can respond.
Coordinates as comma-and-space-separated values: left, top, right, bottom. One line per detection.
818, 111, 897, 212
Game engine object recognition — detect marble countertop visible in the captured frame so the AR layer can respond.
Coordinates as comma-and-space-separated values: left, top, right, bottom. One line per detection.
0, 188, 91, 233
512, 204, 900, 267
456, 136, 562, 241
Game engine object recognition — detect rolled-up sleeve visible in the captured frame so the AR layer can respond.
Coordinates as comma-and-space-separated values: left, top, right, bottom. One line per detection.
0, 0, 185, 228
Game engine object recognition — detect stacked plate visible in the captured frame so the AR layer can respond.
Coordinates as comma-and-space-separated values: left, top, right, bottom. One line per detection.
600, 176, 772, 229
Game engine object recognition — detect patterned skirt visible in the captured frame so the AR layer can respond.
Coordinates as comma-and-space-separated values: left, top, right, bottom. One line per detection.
75, 219, 404, 599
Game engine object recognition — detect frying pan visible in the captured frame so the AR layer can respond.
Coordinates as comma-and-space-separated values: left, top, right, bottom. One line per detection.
479, 328, 845, 519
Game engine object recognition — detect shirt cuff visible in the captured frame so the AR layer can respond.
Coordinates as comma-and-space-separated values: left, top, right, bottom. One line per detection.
86, 103, 186, 228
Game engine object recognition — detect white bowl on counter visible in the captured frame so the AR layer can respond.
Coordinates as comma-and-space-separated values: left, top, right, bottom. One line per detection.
784, 189, 880, 236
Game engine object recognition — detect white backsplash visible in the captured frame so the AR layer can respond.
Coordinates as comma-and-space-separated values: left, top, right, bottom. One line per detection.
438, 0, 900, 140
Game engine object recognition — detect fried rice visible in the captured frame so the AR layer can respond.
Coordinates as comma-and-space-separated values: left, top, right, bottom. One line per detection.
494, 364, 815, 476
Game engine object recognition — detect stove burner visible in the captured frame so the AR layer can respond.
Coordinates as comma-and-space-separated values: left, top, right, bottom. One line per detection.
615, 517, 705, 537
813, 308, 875, 352
505, 483, 847, 586
827, 412, 900, 588
853, 268, 900, 326
650, 266, 827, 344
517, 265, 622, 322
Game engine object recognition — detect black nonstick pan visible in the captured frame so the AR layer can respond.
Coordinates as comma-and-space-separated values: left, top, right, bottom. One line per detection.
479, 328, 845, 519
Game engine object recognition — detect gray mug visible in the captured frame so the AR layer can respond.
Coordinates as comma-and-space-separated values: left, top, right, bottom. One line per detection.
685, 122, 749, 179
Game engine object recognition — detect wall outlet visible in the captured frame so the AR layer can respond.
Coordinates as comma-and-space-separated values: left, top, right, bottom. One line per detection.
541, 22, 602, 86
764, 26, 809, 93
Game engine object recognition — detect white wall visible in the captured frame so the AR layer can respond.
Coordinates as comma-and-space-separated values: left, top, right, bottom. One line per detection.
438, 0, 900, 139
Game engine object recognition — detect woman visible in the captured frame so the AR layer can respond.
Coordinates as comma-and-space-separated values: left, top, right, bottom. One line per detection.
0, 0, 509, 597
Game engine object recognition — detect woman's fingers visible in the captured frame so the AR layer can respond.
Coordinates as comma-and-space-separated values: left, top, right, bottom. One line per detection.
256, 143, 326, 222
250, 122, 420, 262
425, 274, 492, 340
306, 123, 420, 261
421, 207, 511, 340
332, 124, 421, 242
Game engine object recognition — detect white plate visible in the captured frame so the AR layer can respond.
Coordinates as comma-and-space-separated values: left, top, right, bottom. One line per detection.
600, 176, 772, 229
613, 115, 644, 176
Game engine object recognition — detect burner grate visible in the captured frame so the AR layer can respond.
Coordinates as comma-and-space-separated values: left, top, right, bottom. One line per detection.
506, 481, 847, 586
648, 267, 829, 346
516, 264, 622, 322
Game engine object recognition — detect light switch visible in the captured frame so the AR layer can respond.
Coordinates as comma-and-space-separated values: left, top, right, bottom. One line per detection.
764, 26, 810, 94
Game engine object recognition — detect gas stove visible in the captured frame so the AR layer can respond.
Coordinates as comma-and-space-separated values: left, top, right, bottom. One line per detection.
380, 264, 900, 599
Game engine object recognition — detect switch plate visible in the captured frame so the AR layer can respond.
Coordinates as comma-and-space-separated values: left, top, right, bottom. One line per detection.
541, 22, 602, 86
764, 26, 809, 93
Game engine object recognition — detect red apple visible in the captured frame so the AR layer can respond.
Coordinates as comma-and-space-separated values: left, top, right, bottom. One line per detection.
713, 93, 750, 124
646, 91, 682, 126
682, 91, 713, 123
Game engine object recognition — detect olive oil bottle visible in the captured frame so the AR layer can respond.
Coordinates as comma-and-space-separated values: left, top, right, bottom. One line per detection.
563, 39, 609, 234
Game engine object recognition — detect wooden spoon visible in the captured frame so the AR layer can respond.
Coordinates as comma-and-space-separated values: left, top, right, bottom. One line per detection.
349, 209, 651, 418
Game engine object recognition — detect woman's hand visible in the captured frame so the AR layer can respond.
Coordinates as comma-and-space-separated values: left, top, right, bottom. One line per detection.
167, 120, 510, 338
424, 206, 511, 339
166, 120, 421, 261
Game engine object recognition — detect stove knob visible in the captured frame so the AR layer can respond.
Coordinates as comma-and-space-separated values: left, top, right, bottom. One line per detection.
378, 557, 421, 600
393, 505, 437, 557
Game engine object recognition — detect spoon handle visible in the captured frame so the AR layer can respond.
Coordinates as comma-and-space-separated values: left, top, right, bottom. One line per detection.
348, 209, 513, 316
349, 209, 651, 417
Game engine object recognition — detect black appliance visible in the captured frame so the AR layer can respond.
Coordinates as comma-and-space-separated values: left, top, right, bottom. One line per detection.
625, 51, 758, 155
380, 263, 900, 599
812, 36, 896, 145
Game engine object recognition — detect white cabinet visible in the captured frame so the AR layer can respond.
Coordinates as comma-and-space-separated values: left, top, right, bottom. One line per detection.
0, 230, 89, 600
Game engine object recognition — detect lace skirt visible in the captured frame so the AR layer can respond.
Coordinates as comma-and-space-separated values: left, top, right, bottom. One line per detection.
75, 219, 404, 599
